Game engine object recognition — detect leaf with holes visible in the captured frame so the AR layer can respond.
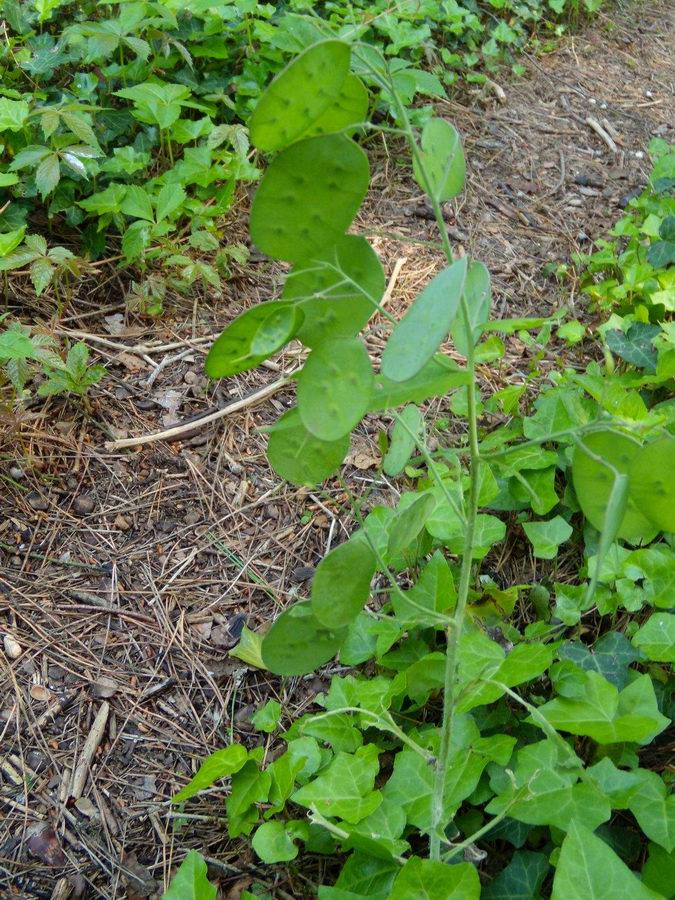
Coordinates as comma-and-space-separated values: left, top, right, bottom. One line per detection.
382, 257, 467, 382
297, 336, 373, 440
249, 40, 350, 151
250, 134, 369, 263
282, 235, 383, 348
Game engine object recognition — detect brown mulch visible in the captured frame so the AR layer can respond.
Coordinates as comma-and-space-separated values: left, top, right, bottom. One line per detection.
1, 4, 674, 897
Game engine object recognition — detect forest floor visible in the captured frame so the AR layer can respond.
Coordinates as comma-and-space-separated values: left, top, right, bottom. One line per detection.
1, 3, 673, 898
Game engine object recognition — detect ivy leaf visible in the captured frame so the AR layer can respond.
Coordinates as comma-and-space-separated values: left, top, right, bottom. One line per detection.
523, 516, 572, 559
606, 323, 660, 373
482, 850, 549, 900
292, 744, 381, 824
229, 625, 265, 669
558, 632, 640, 689
647, 239, 675, 267
250, 700, 281, 733
172, 744, 248, 802
633, 612, 675, 663
332, 852, 398, 897
163, 850, 216, 900
311, 539, 376, 629
535, 671, 669, 745
641, 843, 675, 898
381, 257, 467, 382
389, 857, 479, 899
551, 821, 661, 899
252, 821, 299, 863
35, 153, 61, 198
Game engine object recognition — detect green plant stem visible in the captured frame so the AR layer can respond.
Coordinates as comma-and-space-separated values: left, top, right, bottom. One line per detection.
442, 786, 526, 862
383, 77, 484, 861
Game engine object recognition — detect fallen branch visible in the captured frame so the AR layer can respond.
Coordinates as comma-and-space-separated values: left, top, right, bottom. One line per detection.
70, 701, 109, 799
585, 116, 618, 153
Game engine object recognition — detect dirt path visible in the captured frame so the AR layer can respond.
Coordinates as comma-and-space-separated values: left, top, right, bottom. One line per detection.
1, 4, 673, 897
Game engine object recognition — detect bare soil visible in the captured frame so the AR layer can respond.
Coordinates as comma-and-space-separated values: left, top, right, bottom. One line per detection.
1, 4, 673, 897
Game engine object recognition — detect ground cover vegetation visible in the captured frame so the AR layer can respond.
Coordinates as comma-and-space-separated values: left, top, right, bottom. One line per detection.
1, 1, 673, 898
162, 38, 675, 900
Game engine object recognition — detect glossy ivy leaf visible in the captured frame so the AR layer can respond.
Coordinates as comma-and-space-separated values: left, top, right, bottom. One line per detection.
282, 235, 384, 349
535, 671, 669, 745
340, 795, 409, 860
304, 74, 369, 139
383, 405, 424, 476
162, 850, 216, 900
452, 260, 492, 356
606, 323, 660, 373
267, 408, 349, 485
642, 843, 675, 898
297, 336, 373, 440
522, 516, 572, 560
387, 493, 436, 557
250, 134, 369, 263
172, 744, 248, 802
412, 118, 466, 203
332, 852, 398, 897
368, 356, 469, 411
482, 850, 549, 900
262, 602, 347, 676
292, 744, 381, 824
250, 699, 281, 733
389, 857, 479, 900
381, 257, 467, 382
559, 631, 640, 690
252, 821, 299, 863
205, 302, 303, 378
633, 612, 675, 663
226, 759, 271, 838
249, 41, 350, 152
628, 437, 675, 533
311, 539, 377, 629
573, 430, 654, 541
551, 821, 661, 900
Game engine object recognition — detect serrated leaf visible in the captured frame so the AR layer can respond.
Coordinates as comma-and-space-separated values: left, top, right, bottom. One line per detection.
0, 227, 26, 257
120, 185, 154, 222
163, 850, 216, 900
267, 407, 349, 485
35, 153, 60, 198
382, 257, 467, 382
312, 539, 376, 629
261, 601, 347, 676
552, 821, 661, 899
30, 257, 54, 295
156, 182, 187, 223
0, 329, 35, 359
0, 99, 30, 132
250, 40, 350, 151
172, 744, 248, 803
297, 336, 373, 440
250, 134, 369, 263
413, 118, 465, 203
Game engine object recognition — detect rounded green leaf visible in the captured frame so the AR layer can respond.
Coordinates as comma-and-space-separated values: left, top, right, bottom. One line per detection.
282, 235, 384, 348
413, 118, 466, 203
205, 302, 302, 378
628, 437, 675, 533
312, 539, 377, 628
252, 821, 299, 863
382, 257, 467, 383
297, 336, 373, 440
249, 40, 350, 152
250, 134, 369, 263
303, 74, 369, 139
267, 407, 349, 485
573, 431, 656, 540
261, 601, 347, 675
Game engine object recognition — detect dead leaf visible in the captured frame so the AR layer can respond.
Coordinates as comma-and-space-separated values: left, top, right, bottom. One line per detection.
346, 443, 381, 470
115, 352, 147, 373
91, 676, 118, 699
121, 852, 158, 899
74, 797, 98, 819
154, 389, 183, 426
27, 823, 67, 867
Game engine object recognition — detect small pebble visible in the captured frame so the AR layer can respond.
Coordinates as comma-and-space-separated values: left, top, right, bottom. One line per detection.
27, 492, 49, 511
72, 495, 95, 516
9, 466, 24, 480
3, 634, 22, 660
